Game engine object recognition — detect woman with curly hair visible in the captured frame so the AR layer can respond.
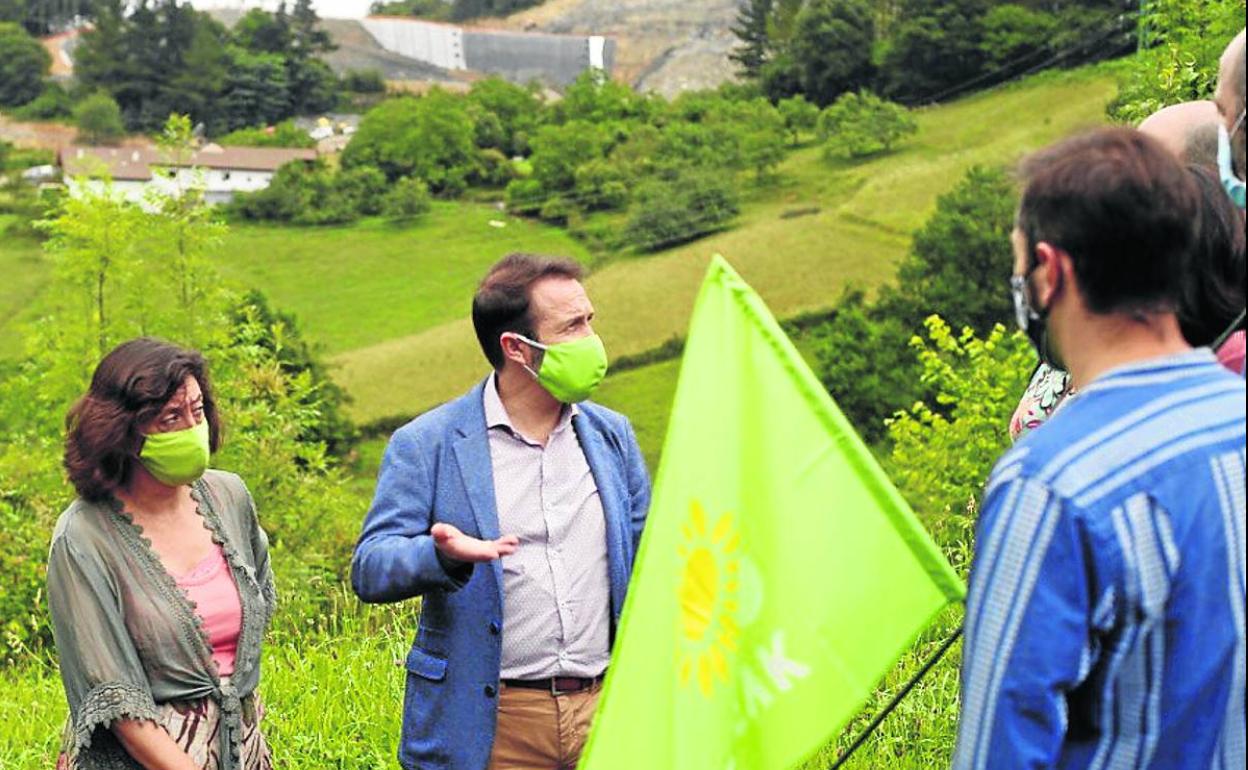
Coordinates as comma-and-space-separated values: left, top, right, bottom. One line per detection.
50, 338, 275, 770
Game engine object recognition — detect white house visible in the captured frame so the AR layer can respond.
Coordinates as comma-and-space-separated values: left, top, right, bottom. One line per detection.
58, 144, 319, 205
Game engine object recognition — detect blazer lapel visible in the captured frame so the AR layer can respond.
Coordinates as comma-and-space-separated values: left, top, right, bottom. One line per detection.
451, 381, 503, 595
574, 412, 629, 620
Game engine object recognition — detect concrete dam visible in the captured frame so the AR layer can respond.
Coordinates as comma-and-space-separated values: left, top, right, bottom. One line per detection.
361, 17, 615, 87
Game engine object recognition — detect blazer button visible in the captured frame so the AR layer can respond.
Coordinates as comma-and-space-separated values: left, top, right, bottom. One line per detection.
484, 684, 497, 698
489, 621, 500, 636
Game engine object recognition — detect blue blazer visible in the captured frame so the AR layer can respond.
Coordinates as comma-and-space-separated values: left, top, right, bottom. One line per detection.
351, 378, 651, 770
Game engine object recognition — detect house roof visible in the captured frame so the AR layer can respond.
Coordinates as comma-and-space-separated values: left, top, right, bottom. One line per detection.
58, 144, 318, 180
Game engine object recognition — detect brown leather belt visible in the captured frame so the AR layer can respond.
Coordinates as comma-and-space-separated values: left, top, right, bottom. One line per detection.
502, 675, 603, 695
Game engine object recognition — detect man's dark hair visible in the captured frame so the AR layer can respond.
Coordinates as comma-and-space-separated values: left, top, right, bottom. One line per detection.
1017, 127, 1200, 316
1179, 164, 1247, 347
65, 338, 222, 502
472, 253, 585, 369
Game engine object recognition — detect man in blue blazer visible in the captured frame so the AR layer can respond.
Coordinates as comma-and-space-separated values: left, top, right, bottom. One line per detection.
352, 253, 651, 770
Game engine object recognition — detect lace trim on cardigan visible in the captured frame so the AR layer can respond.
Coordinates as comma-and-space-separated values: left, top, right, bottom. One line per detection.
105, 475, 267, 768
71, 681, 159, 754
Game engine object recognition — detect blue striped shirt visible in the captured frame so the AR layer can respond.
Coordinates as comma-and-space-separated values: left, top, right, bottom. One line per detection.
953, 350, 1246, 770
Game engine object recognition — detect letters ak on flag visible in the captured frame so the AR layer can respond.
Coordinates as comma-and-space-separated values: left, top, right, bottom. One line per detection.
581, 256, 965, 770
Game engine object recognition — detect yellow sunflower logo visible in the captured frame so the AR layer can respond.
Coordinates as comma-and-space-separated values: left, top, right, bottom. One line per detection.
677, 500, 741, 697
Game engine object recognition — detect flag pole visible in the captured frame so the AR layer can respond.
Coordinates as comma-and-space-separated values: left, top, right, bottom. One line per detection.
830, 625, 964, 770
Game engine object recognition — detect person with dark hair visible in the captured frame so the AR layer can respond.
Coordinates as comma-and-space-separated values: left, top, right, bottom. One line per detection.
352, 253, 650, 770
1009, 101, 1245, 440
954, 128, 1246, 768
1181, 164, 1247, 372
50, 338, 276, 770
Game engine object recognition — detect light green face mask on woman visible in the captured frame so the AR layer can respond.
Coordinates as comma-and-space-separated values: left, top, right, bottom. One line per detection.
515, 333, 609, 404
139, 419, 210, 486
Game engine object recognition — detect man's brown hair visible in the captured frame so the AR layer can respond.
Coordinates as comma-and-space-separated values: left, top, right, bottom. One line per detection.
471, 253, 585, 369
1017, 127, 1199, 316
64, 338, 222, 502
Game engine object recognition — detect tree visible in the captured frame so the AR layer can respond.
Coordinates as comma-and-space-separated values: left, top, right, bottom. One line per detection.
222, 47, 292, 132
788, 0, 876, 106
0, 21, 50, 107
880, 0, 990, 103
466, 76, 544, 156
730, 0, 774, 79
382, 176, 432, 220
878, 165, 1017, 335
74, 92, 125, 145
624, 170, 740, 252
777, 94, 819, 145
341, 90, 478, 192
978, 3, 1056, 71
818, 90, 917, 158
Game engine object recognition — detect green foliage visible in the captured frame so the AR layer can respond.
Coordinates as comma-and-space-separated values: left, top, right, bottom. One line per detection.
216, 120, 317, 149
624, 170, 740, 253
886, 317, 1034, 555
370, 0, 453, 20
342, 68, 387, 94
556, 70, 656, 125
809, 290, 924, 445
818, 90, 917, 159
777, 94, 820, 145
10, 82, 73, 121
341, 91, 478, 193
74, 0, 340, 134
730, 0, 775, 78
1107, 0, 1246, 124
788, 0, 876, 106
230, 160, 376, 226
0, 21, 49, 107
882, 0, 991, 102
978, 4, 1057, 69
381, 176, 433, 220
448, 0, 544, 22
882, 165, 1017, 335
466, 77, 545, 156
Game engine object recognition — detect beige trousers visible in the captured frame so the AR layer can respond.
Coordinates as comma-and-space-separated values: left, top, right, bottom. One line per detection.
486, 681, 603, 770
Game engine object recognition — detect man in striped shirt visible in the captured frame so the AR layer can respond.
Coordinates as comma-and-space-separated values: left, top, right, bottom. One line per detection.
953, 128, 1246, 769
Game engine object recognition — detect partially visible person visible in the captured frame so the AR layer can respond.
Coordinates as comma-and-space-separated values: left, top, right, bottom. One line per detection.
954, 128, 1246, 768
1181, 164, 1246, 374
1214, 28, 1246, 209
1137, 100, 1220, 165
1009, 97, 1240, 440
50, 338, 276, 770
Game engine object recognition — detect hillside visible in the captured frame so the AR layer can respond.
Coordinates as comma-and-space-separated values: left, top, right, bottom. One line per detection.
492, 0, 742, 96
332, 66, 1116, 425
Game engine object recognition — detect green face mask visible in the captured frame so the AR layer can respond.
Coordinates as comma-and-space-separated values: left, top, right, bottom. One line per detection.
517, 333, 609, 403
139, 419, 210, 486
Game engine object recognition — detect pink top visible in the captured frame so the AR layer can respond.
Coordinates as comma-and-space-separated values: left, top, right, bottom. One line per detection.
175, 544, 242, 677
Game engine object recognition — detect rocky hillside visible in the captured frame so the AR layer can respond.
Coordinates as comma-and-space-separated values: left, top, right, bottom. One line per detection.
490, 0, 741, 96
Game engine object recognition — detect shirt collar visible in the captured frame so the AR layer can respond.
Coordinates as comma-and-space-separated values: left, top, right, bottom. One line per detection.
1086, 348, 1219, 387
482, 373, 578, 435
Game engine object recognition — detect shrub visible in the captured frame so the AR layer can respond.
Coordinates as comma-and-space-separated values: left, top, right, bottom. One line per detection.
11, 83, 74, 121
0, 22, 50, 108
342, 68, 387, 94
73, 92, 125, 146
818, 90, 917, 159
381, 176, 432, 220
624, 171, 740, 252
216, 121, 317, 149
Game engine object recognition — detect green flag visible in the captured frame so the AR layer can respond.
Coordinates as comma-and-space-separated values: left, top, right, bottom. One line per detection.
581, 256, 965, 770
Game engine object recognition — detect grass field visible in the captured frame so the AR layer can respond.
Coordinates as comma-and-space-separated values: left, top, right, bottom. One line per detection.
333, 66, 1116, 423
215, 203, 592, 355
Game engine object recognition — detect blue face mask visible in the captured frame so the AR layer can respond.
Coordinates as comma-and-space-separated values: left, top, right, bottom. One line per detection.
1217, 110, 1246, 210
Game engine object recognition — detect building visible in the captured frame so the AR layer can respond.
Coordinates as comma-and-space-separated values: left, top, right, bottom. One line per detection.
58, 143, 319, 205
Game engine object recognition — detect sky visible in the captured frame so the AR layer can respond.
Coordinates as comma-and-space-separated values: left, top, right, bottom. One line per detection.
186, 0, 378, 19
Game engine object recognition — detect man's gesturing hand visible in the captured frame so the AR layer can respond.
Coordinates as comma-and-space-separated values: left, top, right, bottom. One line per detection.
431, 522, 520, 563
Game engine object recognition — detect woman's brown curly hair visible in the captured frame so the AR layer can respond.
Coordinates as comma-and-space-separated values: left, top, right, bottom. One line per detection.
64, 338, 222, 502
